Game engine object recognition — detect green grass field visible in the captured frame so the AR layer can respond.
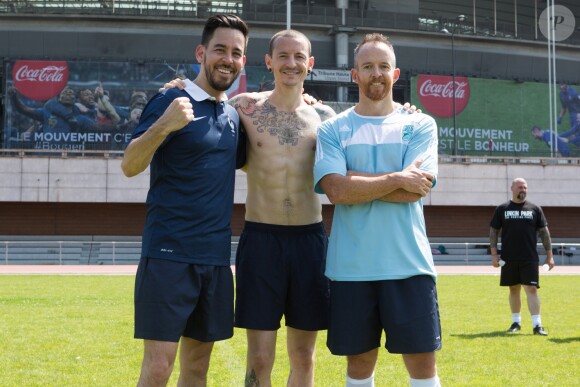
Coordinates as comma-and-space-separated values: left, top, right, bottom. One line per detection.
0, 275, 578, 386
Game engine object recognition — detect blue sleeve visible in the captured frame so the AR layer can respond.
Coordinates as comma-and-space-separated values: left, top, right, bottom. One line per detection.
559, 91, 566, 106
313, 119, 347, 194
131, 90, 180, 142
73, 114, 97, 131
115, 106, 130, 122
44, 99, 73, 120
403, 114, 439, 187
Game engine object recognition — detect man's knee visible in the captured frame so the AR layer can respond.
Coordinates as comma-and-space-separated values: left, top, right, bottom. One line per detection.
140, 355, 175, 385
248, 348, 276, 372
403, 352, 437, 379
288, 344, 315, 370
181, 356, 211, 379
179, 338, 214, 379
509, 285, 521, 293
347, 349, 379, 379
523, 285, 538, 295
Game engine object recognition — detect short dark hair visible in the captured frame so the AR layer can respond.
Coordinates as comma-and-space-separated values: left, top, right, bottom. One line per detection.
201, 14, 249, 53
269, 30, 311, 56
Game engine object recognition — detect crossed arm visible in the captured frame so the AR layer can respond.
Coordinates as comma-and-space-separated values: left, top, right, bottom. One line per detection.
319, 159, 434, 205
346, 171, 423, 203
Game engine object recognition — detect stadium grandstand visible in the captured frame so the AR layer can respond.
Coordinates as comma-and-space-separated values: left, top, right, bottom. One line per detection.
0, 0, 579, 265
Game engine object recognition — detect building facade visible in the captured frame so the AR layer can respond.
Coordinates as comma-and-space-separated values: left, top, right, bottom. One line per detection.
1, 1, 579, 239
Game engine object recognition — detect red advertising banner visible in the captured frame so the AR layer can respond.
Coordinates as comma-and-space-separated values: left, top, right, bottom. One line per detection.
12, 60, 70, 101
417, 74, 470, 119
3, 60, 256, 155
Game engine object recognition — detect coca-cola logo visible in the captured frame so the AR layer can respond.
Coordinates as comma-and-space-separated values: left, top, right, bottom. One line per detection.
417, 75, 470, 119
12, 60, 69, 101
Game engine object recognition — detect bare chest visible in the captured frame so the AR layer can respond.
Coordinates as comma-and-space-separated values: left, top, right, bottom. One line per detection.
241, 105, 320, 149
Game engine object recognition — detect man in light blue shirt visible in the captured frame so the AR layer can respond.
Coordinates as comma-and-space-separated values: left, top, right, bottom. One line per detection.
314, 33, 441, 387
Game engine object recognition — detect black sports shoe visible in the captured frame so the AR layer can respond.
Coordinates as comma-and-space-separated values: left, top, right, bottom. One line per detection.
507, 322, 521, 332
533, 326, 548, 336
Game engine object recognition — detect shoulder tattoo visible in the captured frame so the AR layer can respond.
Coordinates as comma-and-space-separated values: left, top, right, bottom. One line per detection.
314, 104, 335, 122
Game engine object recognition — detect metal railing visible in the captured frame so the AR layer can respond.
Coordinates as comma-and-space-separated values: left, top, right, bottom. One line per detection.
0, 148, 125, 158
1, 148, 580, 164
436, 155, 580, 165
1, 239, 578, 266
429, 242, 580, 266
1, 240, 142, 265
2, 1, 578, 46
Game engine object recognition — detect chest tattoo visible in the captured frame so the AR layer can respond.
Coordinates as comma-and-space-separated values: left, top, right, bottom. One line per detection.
245, 100, 310, 146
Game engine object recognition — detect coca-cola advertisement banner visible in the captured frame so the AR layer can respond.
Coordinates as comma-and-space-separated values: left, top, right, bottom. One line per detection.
3, 60, 267, 155
413, 75, 580, 157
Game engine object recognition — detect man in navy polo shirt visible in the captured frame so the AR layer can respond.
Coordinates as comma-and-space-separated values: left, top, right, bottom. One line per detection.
121, 14, 248, 386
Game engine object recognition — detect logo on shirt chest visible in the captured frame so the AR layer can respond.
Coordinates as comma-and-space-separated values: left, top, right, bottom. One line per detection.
504, 210, 534, 220
402, 125, 414, 143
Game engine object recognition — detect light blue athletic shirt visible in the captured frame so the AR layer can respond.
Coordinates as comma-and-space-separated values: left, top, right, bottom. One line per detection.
314, 106, 438, 281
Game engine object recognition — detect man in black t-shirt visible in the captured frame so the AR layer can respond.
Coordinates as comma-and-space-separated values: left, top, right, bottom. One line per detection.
489, 177, 555, 336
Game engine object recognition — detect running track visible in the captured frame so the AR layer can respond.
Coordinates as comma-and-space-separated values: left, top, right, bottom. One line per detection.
1, 265, 579, 275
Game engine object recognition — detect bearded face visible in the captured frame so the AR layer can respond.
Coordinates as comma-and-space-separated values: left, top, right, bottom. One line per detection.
202, 57, 240, 91
360, 75, 390, 101
196, 27, 246, 92
352, 42, 399, 102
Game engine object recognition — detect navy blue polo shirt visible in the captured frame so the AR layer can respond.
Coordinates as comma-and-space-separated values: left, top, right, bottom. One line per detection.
132, 80, 240, 266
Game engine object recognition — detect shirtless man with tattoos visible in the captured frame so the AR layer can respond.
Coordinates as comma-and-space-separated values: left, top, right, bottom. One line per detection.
230, 30, 335, 387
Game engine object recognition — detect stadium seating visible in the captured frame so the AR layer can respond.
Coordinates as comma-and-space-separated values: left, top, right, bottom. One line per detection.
0, 236, 140, 265
1, 235, 578, 266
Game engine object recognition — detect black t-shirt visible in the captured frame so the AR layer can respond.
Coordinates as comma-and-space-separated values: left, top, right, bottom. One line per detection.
490, 200, 548, 262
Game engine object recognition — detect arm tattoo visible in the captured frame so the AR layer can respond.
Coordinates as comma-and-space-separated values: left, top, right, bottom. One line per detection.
314, 104, 335, 122
538, 227, 552, 252
489, 227, 499, 249
228, 95, 241, 107
245, 369, 260, 387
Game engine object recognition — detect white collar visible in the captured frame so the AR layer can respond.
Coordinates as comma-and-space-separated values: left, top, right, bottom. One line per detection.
183, 79, 228, 103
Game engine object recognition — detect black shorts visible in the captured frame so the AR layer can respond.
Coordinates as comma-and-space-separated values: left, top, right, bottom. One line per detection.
234, 221, 329, 331
327, 275, 442, 356
134, 257, 234, 343
500, 260, 540, 288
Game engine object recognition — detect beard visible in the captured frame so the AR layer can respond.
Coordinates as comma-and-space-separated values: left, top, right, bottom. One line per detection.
203, 61, 239, 92
517, 193, 526, 201
361, 80, 389, 101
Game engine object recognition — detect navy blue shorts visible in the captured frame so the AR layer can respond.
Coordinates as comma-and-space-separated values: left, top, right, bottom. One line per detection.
234, 221, 329, 331
134, 257, 234, 343
500, 260, 540, 288
327, 275, 442, 355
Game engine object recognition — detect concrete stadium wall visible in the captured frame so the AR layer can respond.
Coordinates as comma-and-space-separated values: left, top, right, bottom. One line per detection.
1, 14, 580, 83
0, 157, 578, 207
